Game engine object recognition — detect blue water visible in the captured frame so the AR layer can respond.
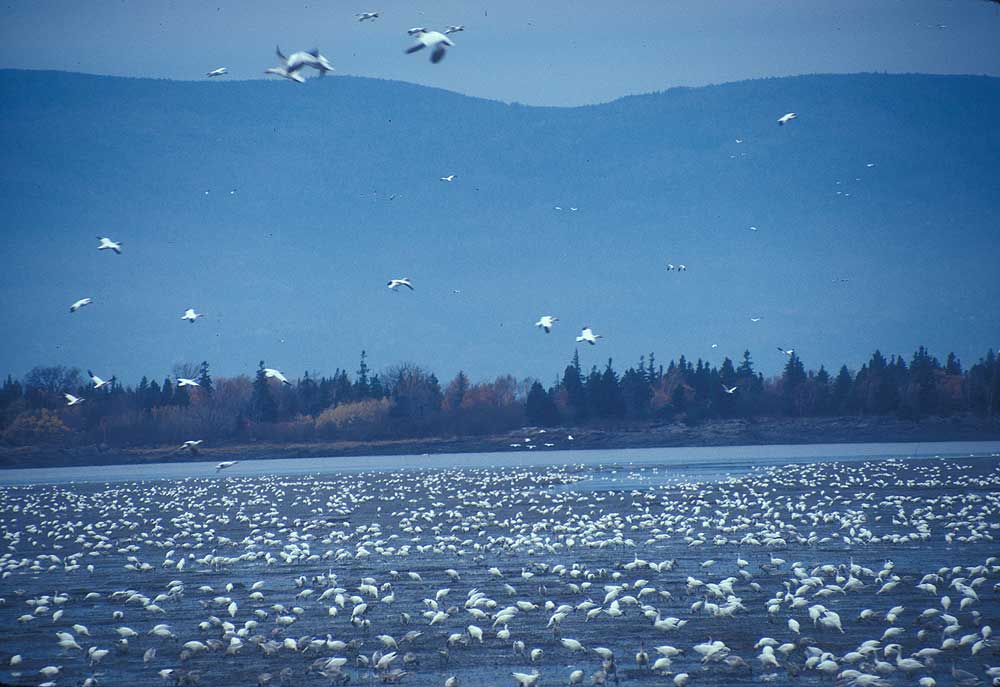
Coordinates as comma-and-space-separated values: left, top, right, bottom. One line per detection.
2, 439, 998, 485
1, 441, 999, 687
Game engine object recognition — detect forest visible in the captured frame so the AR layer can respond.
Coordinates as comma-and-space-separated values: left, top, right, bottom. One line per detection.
1, 347, 998, 449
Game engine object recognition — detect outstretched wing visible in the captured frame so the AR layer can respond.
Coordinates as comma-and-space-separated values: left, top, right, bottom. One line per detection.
431, 45, 447, 63
276, 45, 287, 62
406, 44, 426, 54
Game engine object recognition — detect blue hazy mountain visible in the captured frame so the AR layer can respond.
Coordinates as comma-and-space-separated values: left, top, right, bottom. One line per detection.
1, 70, 997, 384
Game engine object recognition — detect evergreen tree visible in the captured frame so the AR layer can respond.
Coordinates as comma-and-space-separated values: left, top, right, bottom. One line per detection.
561, 351, 587, 421
443, 372, 469, 411
159, 377, 174, 406
354, 350, 371, 399
781, 353, 808, 415
945, 352, 962, 375
197, 361, 214, 396
526, 381, 560, 426
252, 361, 278, 422
832, 365, 853, 414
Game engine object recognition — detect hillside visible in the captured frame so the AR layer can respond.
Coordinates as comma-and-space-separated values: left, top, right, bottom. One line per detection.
0, 70, 998, 384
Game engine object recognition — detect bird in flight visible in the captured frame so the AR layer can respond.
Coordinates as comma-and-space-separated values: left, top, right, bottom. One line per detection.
356, 11, 380, 22
576, 327, 602, 345
177, 378, 200, 387
64, 393, 85, 406
206, 67, 228, 77
264, 368, 291, 385
444, 25, 465, 34
97, 236, 122, 254
777, 347, 795, 356
535, 315, 559, 333
440, 174, 456, 182
750, 316, 763, 322
88, 370, 115, 390
181, 308, 202, 323
722, 385, 738, 395
216, 460, 238, 472
406, 29, 455, 63
387, 278, 414, 291
178, 440, 203, 455
777, 112, 797, 126
70, 298, 92, 313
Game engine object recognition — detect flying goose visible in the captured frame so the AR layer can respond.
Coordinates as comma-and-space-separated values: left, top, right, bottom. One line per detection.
64, 393, 85, 406
70, 298, 92, 313
535, 315, 558, 333
215, 460, 238, 472
264, 368, 291, 385
444, 25, 465, 34
777, 347, 794, 356
181, 308, 202, 323
178, 440, 203, 454
722, 385, 738, 395
88, 370, 115, 390
576, 327, 602, 345
440, 174, 456, 182
387, 278, 414, 291
356, 11, 379, 21
177, 378, 200, 387
97, 236, 122, 253
777, 112, 797, 126
206, 67, 227, 77
406, 29, 454, 63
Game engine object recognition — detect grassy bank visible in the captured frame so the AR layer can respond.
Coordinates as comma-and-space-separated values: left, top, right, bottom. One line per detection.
1, 414, 998, 470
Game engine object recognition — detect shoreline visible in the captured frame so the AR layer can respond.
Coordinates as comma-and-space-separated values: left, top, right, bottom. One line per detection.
2, 414, 999, 470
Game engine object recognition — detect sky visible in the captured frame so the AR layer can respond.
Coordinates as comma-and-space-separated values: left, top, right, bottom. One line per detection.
1, 0, 1000, 105
1, 1, 999, 388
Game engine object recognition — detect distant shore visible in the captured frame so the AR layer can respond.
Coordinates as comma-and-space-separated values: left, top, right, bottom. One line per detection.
2, 414, 998, 470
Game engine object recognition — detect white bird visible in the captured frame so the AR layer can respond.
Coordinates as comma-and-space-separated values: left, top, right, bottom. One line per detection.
777, 112, 797, 126
215, 461, 238, 472
179, 440, 203, 454
576, 327, 602, 345
535, 316, 559, 333
406, 29, 454, 63
206, 67, 227, 77
265, 63, 305, 83
387, 278, 414, 291
750, 316, 763, 322
444, 25, 465, 34
70, 298, 92, 313
280, 46, 335, 75
440, 174, 456, 182
722, 385, 738, 395
97, 236, 122, 253
88, 370, 115, 390
356, 11, 379, 21
181, 308, 202, 323
263, 368, 291, 385
777, 347, 794, 356
64, 393, 85, 406
177, 378, 200, 387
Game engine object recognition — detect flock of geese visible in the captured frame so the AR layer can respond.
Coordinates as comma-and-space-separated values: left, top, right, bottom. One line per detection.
1, 456, 999, 686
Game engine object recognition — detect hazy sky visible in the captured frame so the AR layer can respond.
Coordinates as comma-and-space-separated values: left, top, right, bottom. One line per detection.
2, 0, 1000, 105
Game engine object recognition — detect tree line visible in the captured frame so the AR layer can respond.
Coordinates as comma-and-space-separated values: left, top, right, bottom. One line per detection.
1, 347, 998, 448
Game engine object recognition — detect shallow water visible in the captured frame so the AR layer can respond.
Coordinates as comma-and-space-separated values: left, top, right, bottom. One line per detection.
2, 442, 1000, 687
